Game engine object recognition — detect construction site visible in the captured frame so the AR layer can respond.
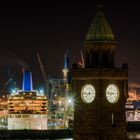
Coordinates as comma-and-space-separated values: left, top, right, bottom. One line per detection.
0, 51, 74, 130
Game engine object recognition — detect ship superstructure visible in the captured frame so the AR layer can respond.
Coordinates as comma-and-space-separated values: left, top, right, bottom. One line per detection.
8, 70, 47, 130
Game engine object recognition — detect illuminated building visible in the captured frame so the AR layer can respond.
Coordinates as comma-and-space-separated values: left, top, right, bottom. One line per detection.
126, 83, 140, 122
0, 95, 8, 129
8, 70, 47, 130
47, 78, 66, 129
47, 75, 73, 128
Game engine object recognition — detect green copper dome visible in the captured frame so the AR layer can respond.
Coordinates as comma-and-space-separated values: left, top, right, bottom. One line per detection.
85, 7, 116, 43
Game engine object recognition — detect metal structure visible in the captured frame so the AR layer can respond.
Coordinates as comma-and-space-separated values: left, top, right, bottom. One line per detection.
37, 53, 48, 94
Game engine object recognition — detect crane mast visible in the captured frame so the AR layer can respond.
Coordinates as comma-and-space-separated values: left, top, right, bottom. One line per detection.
37, 53, 48, 94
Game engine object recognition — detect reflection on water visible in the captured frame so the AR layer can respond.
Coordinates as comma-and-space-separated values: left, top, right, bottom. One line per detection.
53, 135, 140, 140
52, 133, 140, 140
4, 134, 140, 140
4, 135, 140, 140
4, 139, 73, 140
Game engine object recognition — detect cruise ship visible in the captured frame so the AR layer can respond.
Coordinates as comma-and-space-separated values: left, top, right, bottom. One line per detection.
8, 70, 48, 130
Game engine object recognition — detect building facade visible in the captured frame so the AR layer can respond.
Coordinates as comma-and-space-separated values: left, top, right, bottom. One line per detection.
72, 6, 128, 140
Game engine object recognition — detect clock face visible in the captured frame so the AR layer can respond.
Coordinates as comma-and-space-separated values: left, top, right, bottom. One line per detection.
81, 84, 96, 103
106, 84, 119, 103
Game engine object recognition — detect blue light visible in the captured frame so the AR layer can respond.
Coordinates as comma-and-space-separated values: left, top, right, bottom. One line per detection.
22, 71, 33, 91
64, 51, 70, 69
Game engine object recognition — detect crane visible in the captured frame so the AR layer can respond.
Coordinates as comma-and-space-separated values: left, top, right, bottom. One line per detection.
37, 53, 48, 94
0, 70, 16, 93
77, 50, 85, 68
80, 50, 85, 68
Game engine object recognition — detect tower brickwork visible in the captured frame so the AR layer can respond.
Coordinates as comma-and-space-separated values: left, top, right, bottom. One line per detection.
72, 6, 128, 140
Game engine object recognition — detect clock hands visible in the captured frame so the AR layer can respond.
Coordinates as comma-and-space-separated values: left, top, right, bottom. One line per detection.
84, 91, 94, 101
106, 86, 118, 103
81, 84, 95, 103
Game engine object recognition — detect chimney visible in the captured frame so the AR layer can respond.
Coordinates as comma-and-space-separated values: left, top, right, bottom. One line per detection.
22, 70, 33, 91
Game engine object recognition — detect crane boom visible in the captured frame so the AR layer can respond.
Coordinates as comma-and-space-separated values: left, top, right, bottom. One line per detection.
80, 50, 85, 68
37, 53, 48, 92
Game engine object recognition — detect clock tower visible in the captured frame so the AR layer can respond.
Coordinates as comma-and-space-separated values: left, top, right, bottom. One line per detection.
72, 6, 128, 140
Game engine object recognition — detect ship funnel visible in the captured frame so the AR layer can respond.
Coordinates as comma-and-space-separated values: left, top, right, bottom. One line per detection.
22, 70, 33, 91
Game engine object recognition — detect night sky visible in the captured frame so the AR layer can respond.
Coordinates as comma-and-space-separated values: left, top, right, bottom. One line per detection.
0, 1, 140, 90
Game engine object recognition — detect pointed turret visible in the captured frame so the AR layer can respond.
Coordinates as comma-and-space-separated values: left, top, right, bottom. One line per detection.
84, 5, 116, 68
85, 5, 116, 43
64, 51, 70, 69
63, 50, 72, 90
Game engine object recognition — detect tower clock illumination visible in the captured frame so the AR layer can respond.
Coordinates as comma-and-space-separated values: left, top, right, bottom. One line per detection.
106, 84, 119, 103
81, 84, 95, 103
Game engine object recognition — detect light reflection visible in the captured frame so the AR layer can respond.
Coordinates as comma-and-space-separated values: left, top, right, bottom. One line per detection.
128, 132, 140, 139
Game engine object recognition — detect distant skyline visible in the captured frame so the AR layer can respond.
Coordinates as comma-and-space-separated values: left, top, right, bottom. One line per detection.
0, 1, 140, 90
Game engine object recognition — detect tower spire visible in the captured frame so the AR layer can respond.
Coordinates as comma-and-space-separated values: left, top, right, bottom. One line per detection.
85, 5, 116, 43
96, 4, 104, 10
64, 50, 70, 69
84, 6, 116, 68
63, 50, 70, 81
